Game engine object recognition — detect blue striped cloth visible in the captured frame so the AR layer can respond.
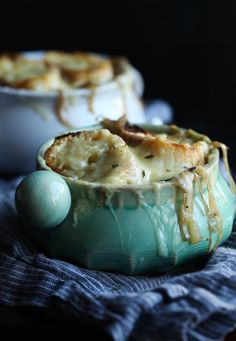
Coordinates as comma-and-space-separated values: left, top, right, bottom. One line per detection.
1, 177, 236, 341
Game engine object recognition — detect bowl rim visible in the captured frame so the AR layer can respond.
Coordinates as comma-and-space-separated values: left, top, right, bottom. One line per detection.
0, 51, 143, 98
37, 123, 220, 191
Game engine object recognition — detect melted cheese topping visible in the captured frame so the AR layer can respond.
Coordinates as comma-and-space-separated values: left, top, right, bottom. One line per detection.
45, 129, 145, 185
45, 126, 210, 185
0, 52, 114, 90
44, 51, 114, 87
0, 56, 65, 91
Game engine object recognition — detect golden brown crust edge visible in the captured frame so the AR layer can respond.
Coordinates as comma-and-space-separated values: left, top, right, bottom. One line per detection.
44, 119, 210, 182
0, 51, 114, 90
44, 51, 114, 87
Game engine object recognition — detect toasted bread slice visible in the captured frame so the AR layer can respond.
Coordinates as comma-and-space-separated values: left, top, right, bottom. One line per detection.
0, 54, 65, 91
45, 118, 210, 184
102, 116, 154, 146
101, 117, 210, 181
44, 51, 114, 87
45, 129, 144, 185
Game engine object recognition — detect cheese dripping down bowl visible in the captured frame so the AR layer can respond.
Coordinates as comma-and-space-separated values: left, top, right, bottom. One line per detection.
0, 51, 144, 174
15, 118, 236, 274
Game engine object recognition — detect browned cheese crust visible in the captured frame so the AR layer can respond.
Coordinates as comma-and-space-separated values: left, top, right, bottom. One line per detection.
0, 51, 115, 90
44, 118, 211, 184
44, 51, 114, 87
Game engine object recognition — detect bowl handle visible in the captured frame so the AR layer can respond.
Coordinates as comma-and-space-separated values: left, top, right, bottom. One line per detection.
15, 170, 71, 229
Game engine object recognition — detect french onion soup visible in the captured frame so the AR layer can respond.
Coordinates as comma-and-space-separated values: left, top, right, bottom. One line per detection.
44, 118, 236, 248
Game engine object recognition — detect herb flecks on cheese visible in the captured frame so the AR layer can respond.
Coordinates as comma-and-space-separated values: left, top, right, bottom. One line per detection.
45, 129, 145, 185
45, 120, 210, 185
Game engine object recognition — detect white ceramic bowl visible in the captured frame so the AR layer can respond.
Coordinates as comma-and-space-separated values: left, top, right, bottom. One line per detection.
0, 52, 145, 174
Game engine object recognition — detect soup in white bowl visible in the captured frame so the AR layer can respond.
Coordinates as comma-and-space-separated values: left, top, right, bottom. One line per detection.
0, 51, 144, 173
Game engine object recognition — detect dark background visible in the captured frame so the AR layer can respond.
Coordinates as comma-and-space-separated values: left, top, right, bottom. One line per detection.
0, 0, 236, 168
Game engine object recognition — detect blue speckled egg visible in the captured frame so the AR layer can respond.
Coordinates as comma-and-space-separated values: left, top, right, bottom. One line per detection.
15, 170, 71, 229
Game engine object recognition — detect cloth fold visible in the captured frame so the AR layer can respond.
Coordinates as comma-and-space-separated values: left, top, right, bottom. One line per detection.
0, 177, 236, 341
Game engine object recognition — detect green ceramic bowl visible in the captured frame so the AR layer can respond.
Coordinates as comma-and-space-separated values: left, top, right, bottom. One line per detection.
15, 124, 236, 274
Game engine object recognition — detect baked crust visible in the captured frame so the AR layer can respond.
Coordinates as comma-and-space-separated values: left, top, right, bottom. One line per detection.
0, 55, 66, 91
44, 51, 114, 87
0, 51, 114, 90
0, 54, 64, 90
45, 129, 143, 185
44, 119, 211, 184
101, 117, 208, 162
